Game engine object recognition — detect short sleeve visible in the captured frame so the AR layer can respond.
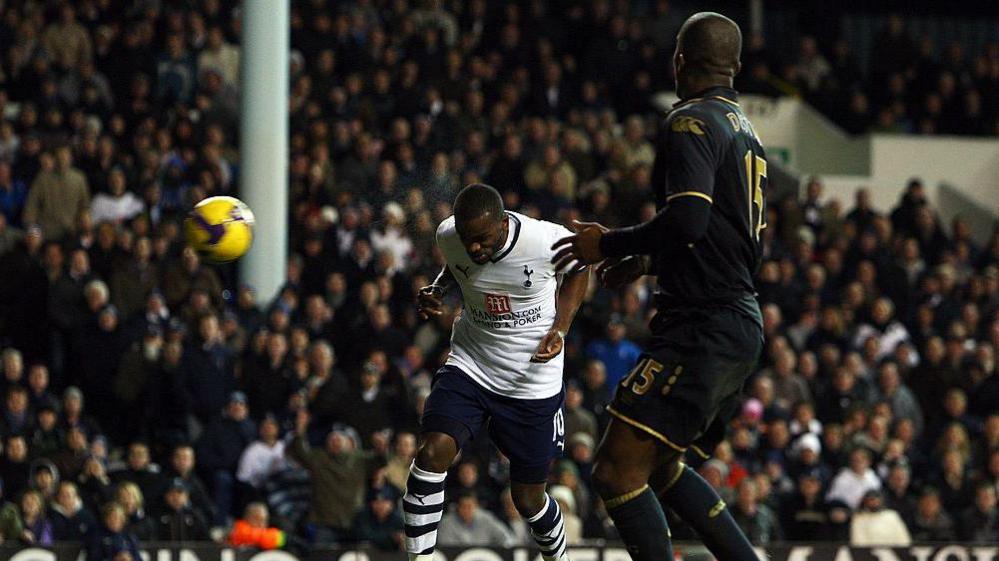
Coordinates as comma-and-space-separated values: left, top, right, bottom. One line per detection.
664, 110, 719, 204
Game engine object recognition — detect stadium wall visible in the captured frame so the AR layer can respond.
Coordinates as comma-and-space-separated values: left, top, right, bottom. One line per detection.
4, 544, 998, 561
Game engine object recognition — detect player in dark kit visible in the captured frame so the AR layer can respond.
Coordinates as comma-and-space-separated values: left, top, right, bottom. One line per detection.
552, 12, 766, 561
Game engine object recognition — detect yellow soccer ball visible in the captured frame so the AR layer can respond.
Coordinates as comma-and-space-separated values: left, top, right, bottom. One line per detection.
184, 196, 255, 263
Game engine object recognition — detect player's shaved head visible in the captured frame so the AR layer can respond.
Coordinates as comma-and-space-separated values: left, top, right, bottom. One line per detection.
453, 183, 509, 264
454, 183, 504, 224
674, 12, 742, 97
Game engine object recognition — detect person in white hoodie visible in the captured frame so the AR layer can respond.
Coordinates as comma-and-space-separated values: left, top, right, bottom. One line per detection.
850, 489, 911, 546
236, 415, 288, 490
826, 447, 882, 510
90, 167, 144, 225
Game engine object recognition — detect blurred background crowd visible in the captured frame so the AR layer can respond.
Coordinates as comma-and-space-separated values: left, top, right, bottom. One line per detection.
0, 0, 997, 555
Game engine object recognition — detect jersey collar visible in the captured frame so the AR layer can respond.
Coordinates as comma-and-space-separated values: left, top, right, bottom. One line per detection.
673, 86, 740, 109
490, 212, 521, 263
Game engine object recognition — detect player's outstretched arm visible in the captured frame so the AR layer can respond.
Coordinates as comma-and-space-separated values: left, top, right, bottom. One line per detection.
531, 266, 590, 363
597, 255, 653, 288
417, 265, 456, 320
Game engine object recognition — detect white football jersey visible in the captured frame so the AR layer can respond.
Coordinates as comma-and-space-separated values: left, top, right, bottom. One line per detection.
437, 211, 572, 399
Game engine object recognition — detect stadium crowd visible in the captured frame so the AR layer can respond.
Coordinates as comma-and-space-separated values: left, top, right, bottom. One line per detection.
0, 0, 997, 556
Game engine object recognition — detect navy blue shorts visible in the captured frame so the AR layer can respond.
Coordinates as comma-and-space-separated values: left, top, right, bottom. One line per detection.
422, 365, 565, 484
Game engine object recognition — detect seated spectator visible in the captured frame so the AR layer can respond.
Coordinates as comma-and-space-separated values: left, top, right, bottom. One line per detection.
958, 482, 999, 543
236, 414, 288, 492
826, 447, 881, 510
780, 467, 830, 541
228, 502, 286, 550
158, 444, 214, 526
0, 434, 30, 497
85, 502, 142, 561
0, 480, 23, 545
30, 459, 59, 501
849, 489, 911, 546
385, 431, 417, 493
731, 478, 783, 545
882, 463, 917, 526
49, 481, 96, 542
90, 168, 144, 225
109, 441, 162, 502
909, 487, 956, 542
154, 478, 210, 542
197, 391, 255, 526
437, 491, 516, 548
78, 455, 114, 511
351, 486, 404, 551
19, 489, 53, 545
114, 482, 155, 541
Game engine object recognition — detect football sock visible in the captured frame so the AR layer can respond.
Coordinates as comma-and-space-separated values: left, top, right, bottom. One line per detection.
604, 485, 673, 561
527, 494, 569, 561
660, 464, 758, 561
404, 461, 447, 560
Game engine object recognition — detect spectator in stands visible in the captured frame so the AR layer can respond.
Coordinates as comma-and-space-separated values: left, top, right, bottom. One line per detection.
826, 447, 881, 510
227, 502, 285, 551
90, 168, 144, 225
22, 146, 90, 241
584, 315, 641, 387
910, 487, 956, 541
0, 480, 23, 545
86, 502, 141, 561
114, 482, 155, 541
849, 489, 911, 546
286, 410, 371, 544
154, 478, 210, 542
385, 431, 417, 493
157, 443, 215, 521
958, 482, 999, 543
236, 414, 288, 493
49, 481, 95, 543
780, 467, 830, 541
0, 435, 30, 497
438, 491, 516, 548
19, 489, 53, 545
110, 442, 161, 502
732, 477, 782, 545
350, 486, 404, 551
197, 392, 255, 527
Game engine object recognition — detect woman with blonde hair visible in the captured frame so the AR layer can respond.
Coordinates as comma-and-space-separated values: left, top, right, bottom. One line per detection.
934, 422, 972, 463
113, 482, 154, 540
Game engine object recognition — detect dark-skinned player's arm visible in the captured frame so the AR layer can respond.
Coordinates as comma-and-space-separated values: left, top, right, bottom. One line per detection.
552, 113, 716, 271
531, 266, 590, 363
417, 265, 457, 320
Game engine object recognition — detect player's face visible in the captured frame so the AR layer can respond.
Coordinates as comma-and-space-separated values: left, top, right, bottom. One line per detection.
456, 214, 508, 265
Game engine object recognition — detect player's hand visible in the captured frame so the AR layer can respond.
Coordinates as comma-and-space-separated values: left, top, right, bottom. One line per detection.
530, 327, 565, 363
597, 256, 647, 288
551, 220, 608, 272
417, 284, 445, 320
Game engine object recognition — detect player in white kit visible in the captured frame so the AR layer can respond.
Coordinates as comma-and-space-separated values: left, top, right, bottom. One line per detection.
403, 184, 589, 561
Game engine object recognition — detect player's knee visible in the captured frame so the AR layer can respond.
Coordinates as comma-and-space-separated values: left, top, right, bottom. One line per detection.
592, 458, 640, 500
415, 434, 457, 473
511, 488, 547, 519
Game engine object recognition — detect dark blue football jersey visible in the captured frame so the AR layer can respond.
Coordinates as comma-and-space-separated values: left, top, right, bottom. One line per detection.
650, 86, 767, 304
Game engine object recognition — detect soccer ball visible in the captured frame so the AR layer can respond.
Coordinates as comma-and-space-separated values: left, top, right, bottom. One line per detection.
185, 196, 255, 263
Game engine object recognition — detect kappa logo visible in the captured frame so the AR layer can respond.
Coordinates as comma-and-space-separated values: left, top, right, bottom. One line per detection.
484, 293, 512, 314
671, 115, 706, 135
523, 265, 534, 288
